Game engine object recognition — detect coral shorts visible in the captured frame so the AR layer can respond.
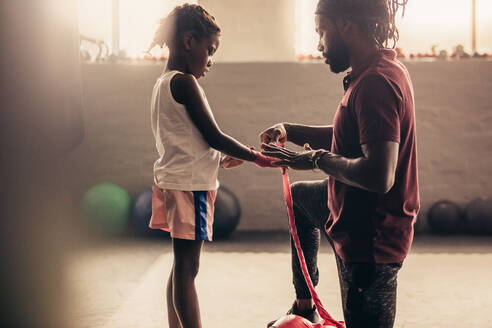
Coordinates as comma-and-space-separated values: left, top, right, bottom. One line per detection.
149, 185, 217, 241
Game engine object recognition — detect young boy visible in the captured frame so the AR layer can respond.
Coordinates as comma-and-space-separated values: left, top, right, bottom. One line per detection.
148, 4, 275, 328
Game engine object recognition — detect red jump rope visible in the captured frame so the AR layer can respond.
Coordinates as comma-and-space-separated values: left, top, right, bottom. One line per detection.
270, 144, 344, 328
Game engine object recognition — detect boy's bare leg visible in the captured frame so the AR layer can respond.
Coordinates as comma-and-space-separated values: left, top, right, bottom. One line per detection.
167, 265, 181, 328
172, 238, 204, 328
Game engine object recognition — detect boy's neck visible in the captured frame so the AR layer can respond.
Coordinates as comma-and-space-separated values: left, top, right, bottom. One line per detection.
166, 52, 188, 74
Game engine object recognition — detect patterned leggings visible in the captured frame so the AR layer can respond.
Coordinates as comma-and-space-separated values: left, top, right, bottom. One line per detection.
289, 179, 402, 328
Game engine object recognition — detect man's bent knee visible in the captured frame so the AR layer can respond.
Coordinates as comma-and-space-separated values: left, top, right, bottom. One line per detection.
290, 181, 309, 205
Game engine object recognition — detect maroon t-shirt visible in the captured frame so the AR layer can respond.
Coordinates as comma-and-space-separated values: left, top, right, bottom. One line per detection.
326, 49, 420, 263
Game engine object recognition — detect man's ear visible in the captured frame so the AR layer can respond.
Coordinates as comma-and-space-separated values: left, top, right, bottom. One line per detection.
182, 31, 194, 51
335, 17, 356, 42
335, 17, 352, 35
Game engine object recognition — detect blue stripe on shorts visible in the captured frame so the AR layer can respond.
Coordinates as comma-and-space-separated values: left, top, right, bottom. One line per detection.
193, 191, 209, 240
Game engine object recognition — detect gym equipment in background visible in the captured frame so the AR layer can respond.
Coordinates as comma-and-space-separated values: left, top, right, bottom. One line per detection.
131, 187, 169, 238
465, 198, 492, 235
80, 183, 131, 235
213, 186, 241, 240
427, 200, 464, 234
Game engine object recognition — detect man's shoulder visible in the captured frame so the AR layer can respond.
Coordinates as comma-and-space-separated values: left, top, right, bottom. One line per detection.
373, 54, 411, 87
353, 72, 399, 102
359, 56, 411, 102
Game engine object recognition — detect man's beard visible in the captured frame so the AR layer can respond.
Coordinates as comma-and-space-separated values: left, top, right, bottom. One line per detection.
323, 30, 350, 73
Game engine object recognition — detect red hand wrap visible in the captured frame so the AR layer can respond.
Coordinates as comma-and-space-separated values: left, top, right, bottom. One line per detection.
253, 151, 279, 168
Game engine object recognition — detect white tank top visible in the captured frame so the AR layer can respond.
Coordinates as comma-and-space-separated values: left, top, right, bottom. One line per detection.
151, 70, 220, 191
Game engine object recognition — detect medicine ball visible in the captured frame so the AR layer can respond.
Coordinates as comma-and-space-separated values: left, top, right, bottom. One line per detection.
213, 186, 241, 240
427, 200, 464, 234
465, 198, 492, 234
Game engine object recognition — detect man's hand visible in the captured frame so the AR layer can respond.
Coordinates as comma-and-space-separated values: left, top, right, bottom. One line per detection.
261, 143, 321, 171
259, 123, 287, 146
220, 156, 244, 169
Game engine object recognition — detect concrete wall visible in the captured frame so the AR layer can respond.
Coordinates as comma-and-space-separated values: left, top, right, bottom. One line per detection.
68, 60, 492, 231
198, 0, 296, 62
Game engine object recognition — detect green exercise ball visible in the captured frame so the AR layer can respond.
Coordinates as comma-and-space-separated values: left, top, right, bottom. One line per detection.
81, 183, 131, 235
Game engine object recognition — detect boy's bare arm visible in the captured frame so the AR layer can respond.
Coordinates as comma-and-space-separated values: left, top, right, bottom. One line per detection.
171, 73, 256, 161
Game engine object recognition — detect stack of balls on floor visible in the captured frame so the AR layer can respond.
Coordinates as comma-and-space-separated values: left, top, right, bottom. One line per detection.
427, 198, 492, 235
80, 183, 492, 236
80, 183, 241, 239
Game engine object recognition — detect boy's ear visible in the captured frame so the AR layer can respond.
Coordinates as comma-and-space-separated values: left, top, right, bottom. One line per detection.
182, 31, 194, 51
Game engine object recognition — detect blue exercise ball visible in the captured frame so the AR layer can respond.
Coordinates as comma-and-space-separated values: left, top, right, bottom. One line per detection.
132, 188, 153, 231
131, 187, 169, 238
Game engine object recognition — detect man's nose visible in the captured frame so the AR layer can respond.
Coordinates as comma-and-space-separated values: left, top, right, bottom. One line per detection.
207, 59, 213, 67
318, 41, 324, 53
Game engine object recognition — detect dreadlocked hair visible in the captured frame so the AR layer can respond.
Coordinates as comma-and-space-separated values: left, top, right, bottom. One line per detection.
150, 3, 220, 50
315, 0, 408, 48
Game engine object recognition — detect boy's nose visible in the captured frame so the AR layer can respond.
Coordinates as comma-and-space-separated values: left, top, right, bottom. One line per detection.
207, 59, 213, 67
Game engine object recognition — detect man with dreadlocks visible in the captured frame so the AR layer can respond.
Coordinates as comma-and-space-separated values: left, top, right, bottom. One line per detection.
260, 0, 418, 327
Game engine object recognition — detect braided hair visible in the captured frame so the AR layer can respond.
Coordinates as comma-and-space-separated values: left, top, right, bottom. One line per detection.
150, 3, 220, 50
315, 0, 408, 48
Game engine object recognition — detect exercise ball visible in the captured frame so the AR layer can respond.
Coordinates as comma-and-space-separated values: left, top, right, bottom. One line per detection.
272, 315, 315, 328
131, 187, 153, 233
413, 213, 426, 234
80, 183, 131, 235
427, 200, 463, 234
465, 198, 492, 234
131, 187, 169, 238
271, 315, 340, 328
213, 186, 241, 240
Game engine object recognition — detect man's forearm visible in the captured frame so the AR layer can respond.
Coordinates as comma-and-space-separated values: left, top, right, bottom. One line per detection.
284, 123, 333, 150
316, 153, 392, 194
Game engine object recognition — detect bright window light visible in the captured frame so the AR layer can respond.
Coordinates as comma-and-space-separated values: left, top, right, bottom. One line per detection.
78, 0, 196, 59
295, 0, 318, 57
78, 0, 112, 45
295, 0, 492, 57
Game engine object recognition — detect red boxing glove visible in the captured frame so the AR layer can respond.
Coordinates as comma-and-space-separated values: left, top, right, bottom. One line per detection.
253, 151, 279, 168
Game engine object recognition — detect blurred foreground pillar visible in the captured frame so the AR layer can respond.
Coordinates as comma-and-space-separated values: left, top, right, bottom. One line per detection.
0, 0, 84, 326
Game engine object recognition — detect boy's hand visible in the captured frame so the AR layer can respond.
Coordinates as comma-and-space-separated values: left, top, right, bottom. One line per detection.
220, 156, 244, 169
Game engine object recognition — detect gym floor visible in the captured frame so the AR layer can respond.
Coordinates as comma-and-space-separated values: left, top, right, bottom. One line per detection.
68, 232, 492, 328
